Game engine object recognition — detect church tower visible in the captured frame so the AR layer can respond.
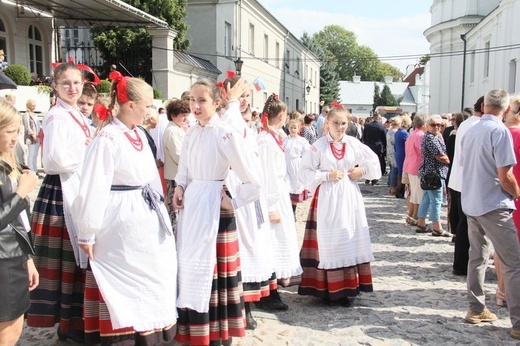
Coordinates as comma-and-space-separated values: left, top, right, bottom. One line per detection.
424, 0, 501, 113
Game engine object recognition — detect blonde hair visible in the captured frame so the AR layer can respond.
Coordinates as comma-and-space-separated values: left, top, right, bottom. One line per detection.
0, 99, 22, 180
288, 118, 303, 127
99, 77, 152, 131
400, 115, 412, 129
509, 94, 520, 120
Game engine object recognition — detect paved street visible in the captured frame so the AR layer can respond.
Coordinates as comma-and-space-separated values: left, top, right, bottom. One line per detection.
19, 176, 518, 345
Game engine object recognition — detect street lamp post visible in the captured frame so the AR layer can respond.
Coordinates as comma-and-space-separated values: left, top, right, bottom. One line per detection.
234, 57, 244, 76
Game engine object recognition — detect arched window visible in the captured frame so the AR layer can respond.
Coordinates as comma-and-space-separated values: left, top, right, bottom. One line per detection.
28, 25, 43, 76
0, 18, 7, 59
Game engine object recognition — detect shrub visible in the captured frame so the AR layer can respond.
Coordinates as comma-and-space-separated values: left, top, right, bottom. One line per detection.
153, 88, 162, 99
96, 79, 111, 94
4, 64, 31, 85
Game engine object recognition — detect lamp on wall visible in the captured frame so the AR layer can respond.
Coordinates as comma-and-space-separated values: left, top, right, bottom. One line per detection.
234, 57, 244, 76
306, 85, 311, 95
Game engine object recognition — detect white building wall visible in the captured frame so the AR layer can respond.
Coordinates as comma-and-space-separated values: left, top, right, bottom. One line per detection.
185, 0, 320, 113
425, 0, 520, 114
464, 0, 520, 105
0, 4, 53, 78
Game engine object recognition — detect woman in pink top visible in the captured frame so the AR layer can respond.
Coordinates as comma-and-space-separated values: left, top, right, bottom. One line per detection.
402, 114, 427, 225
495, 95, 520, 307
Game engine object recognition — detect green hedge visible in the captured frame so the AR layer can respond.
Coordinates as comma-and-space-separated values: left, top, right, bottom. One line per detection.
4, 64, 31, 85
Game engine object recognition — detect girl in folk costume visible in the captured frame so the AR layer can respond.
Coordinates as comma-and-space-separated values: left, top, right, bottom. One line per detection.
0, 99, 39, 346
220, 75, 275, 330
72, 72, 178, 345
283, 118, 311, 218
256, 94, 303, 311
27, 63, 91, 343
298, 107, 380, 307
173, 78, 262, 346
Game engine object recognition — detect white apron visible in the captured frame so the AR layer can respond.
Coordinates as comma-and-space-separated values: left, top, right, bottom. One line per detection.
176, 179, 223, 313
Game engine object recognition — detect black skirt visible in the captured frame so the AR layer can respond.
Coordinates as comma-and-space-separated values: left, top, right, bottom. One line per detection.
0, 256, 30, 322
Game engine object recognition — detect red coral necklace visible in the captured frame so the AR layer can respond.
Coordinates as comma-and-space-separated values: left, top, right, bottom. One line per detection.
124, 129, 143, 151
330, 142, 346, 160
69, 112, 91, 138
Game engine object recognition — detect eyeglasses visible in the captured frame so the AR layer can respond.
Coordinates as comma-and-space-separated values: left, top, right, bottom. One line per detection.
56, 81, 84, 89
429, 123, 443, 127
331, 120, 348, 127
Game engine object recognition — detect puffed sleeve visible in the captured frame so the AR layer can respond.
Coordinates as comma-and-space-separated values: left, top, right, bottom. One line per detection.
299, 142, 329, 193
174, 130, 191, 189
220, 129, 262, 208
73, 132, 115, 244
352, 139, 382, 181
42, 110, 86, 175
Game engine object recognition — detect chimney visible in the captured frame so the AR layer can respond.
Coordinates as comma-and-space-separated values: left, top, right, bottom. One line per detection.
384, 76, 393, 84
353, 75, 361, 83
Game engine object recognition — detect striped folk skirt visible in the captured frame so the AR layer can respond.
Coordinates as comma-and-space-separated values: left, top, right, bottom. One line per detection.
27, 174, 86, 332
243, 275, 276, 303
175, 208, 246, 346
298, 187, 373, 301
83, 269, 176, 346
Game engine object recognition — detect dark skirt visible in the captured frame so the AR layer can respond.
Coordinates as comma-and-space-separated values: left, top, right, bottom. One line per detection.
84, 269, 176, 346
27, 174, 86, 332
175, 208, 246, 346
298, 186, 373, 301
0, 256, 30, 322
243, 274, 276, 303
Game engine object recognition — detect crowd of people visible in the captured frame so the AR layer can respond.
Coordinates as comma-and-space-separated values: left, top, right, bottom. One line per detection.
1, 62, 520, 345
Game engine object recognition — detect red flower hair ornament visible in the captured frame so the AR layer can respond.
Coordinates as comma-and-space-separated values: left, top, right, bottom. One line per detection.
330, 100, 344, 109
93, 104, 109, 121
109, 71, 130, 103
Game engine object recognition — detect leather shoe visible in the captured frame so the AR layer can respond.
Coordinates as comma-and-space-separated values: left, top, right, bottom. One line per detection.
246, 311, 257, 330
452, 269, 467, 276
255, 297, 288, 311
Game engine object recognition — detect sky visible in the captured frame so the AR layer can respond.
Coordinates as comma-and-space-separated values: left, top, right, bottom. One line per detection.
257, 0, 432, 75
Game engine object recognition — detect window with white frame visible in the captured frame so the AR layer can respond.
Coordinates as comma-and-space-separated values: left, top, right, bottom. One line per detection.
509, 59, 517, 94
470, 49, 475, 83
275, 42, 280, 68
286, 49, 290, 72
264, 34, 268, 62
484, 41, 490, 78
224, 22, 231, 57
296, 57, 300, 78
249, 23, 255, 55
28, 25, 43, 76
0, 18, 6, 59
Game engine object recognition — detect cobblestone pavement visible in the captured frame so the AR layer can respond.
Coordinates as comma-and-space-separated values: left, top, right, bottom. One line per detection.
19, 176, 518, 345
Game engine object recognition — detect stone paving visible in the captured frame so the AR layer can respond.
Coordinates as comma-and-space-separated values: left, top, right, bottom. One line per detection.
18, 176, 519, 345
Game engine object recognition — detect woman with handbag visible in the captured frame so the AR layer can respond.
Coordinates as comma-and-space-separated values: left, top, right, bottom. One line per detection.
415, 114, 451, 237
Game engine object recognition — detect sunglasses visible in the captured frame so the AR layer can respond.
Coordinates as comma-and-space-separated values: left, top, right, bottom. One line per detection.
429, 123, 443, 127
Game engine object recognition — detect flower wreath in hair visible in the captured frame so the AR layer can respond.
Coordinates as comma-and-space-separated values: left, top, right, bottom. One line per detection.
261, 93, 279, 130
217, 70, 237, 100
109, 71, 130, 103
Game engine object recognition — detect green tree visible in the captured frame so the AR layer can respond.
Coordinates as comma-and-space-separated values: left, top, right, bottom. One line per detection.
312, 25, 403, 82
91, 0, 189, 83
301, 32, 339, 107
376, 62, 404, 81
373, 84, 382, 111
380, 84, 400, 106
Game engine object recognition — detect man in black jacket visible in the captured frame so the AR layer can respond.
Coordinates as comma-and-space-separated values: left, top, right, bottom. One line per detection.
362, 113, 387, 185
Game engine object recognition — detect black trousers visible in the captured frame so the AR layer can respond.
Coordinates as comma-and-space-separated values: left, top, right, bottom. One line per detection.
450, 189, 469, 273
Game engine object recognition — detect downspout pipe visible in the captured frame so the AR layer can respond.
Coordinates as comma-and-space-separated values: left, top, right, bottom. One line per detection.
461, 33, 467, 111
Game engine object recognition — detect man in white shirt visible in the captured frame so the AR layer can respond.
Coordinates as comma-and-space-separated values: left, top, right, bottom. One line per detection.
314, 106, 330, 138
